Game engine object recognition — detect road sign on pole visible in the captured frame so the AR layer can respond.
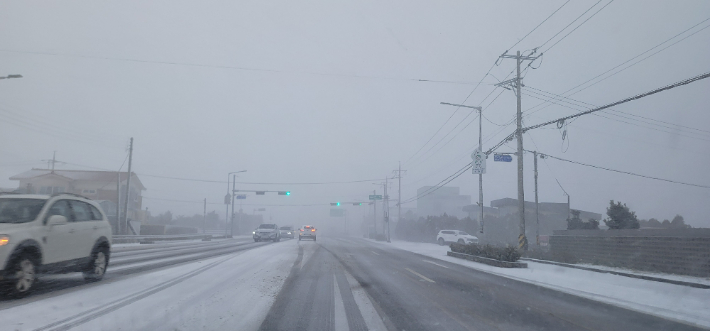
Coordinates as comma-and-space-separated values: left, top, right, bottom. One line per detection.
236, 194, 247, 200
369, 195, 383, 200
471, 149, 486, 174
494, 154, 513, 162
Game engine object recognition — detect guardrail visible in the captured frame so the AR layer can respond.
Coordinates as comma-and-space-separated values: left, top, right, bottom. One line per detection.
113, 234, 221, 244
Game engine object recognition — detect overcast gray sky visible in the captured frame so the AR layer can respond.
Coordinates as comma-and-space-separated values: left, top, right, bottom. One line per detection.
1, 0, 709, 227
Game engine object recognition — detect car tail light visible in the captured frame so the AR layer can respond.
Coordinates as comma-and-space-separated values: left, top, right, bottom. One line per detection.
300, 229, 303, 232
311, 229, 315, 232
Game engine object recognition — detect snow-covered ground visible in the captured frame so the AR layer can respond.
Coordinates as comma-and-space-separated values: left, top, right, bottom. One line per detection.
367, 239, 710, 329
2, 239, 300, 331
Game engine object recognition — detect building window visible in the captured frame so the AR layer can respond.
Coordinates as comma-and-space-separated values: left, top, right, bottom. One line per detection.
82, 189, 97, 195
39, 186, 66, 194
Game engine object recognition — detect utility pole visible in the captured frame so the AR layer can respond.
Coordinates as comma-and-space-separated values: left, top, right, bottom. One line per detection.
392, 162, 407, 226
496, 50, 540, 251
123, 137, 133, 235
203, 198, 207, 234
373, 189, 377, 237
440, 102, 484, 233
384, 177, 390, 242
231, 174, 236, 237
225, 179, 230, 237
534, 151, 539, 246
116, 172, 121, 234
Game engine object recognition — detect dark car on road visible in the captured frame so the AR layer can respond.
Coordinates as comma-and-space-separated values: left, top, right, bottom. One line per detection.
279, 226, 294, 239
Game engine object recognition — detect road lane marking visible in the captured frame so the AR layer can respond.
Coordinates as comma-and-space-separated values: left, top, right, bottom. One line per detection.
371, 251, 380, 256
422, 260, 449, 269
405, 268, 436, 283
344, 269, 388, 331
333, 274, 349, 331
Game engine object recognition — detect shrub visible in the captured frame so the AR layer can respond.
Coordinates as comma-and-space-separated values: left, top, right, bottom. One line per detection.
450, 243, 521, 262
604, 200, 640, 229
566, 210, 600, 230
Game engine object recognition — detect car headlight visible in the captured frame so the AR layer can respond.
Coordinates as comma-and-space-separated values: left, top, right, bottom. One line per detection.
0, 235, 9, 246
287, 232, 291, 234
252, 231, 256, 235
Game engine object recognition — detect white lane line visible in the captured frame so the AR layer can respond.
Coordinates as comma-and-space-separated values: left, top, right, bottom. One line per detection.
422, 260, 449, 269
344, 269, 388, 331
333, 274, 349, 331
406, 268, 436, 283
371, 251, 380, 256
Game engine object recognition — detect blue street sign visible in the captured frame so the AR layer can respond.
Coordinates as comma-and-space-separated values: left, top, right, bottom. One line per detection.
494, 154, 513, 162
236, 194, 247, 199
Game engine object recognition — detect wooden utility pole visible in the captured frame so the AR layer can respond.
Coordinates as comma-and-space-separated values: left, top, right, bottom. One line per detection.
122, 137, 133, 235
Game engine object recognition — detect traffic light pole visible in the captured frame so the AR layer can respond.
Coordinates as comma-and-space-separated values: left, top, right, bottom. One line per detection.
440, 102, 483, 233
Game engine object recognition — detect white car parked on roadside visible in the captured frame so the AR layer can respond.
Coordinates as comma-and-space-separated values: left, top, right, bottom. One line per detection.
437, 230, 478, 245
0, 193, 112, 296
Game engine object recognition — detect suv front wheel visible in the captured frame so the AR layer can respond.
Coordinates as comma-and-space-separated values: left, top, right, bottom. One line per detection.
438, 238, 445, 246
84, 246, 109, 282
3, 253, 37, 297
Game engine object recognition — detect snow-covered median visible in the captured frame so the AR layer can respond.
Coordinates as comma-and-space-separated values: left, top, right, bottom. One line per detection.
367, 239, 710, 329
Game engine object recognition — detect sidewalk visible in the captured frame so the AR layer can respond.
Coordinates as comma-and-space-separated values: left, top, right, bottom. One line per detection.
366, 239, 710, 329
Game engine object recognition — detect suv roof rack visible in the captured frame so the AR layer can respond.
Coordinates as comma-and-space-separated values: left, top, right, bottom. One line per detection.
51, 192, 91, 200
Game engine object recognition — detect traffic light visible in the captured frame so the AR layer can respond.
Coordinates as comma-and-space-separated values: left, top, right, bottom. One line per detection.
278, 191, 291, 196
256, 191, 266, 195
330, 202, 341, 206
353, 203, 362, 206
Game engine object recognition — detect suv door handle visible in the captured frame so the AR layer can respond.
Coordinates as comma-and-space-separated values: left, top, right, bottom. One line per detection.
93, 226, 98, 230
68, 229, 76, 234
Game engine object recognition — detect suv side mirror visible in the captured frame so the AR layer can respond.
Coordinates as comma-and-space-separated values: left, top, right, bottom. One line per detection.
47, 215, 68, 226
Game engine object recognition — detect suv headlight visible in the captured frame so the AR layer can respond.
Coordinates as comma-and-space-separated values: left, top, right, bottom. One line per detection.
0, 235, 9, 246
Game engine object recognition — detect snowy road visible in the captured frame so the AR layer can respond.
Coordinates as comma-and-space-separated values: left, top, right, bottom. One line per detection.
1, 236, 706, 330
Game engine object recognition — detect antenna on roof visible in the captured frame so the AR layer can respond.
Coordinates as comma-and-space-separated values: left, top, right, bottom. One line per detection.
41, 151, 64, 173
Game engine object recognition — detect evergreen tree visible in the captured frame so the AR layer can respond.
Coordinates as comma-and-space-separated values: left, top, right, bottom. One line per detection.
603, 200, 640, 229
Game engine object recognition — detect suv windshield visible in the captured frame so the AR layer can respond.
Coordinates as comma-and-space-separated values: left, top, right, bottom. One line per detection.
459, 231, 469, 236
0, 199, 46, 224
258, 224, 276, 229
279, 226, 291, 230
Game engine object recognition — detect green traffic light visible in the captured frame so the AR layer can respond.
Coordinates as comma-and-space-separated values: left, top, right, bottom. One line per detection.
337, 202, 340, 206
286, 191, 291, 195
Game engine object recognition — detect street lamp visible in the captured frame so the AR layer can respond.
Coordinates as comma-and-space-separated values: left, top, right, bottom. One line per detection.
226, 170, 247, 237
440, 102, 484, 234
0, 74, 22, 80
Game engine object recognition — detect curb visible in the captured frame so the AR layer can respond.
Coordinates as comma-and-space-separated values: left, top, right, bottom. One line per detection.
447, 251, 528, 268
520, 258, 710, 289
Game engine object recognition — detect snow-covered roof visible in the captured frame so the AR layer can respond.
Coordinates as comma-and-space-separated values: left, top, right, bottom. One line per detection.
9, 169, 146, 190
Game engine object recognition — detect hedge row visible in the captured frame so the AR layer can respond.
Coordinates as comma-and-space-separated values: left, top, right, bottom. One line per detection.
450, 243, 521, 262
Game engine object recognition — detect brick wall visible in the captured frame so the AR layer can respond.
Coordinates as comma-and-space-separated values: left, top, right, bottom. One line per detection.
550, 229, 710, 277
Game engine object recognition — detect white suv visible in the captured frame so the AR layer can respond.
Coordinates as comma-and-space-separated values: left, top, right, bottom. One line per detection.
0, 193, 112, 296
437, 230, 479, 245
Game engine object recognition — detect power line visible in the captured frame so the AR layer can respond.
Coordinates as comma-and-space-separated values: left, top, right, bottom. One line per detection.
402, 63, 499, 167
537, 0, 603, 50
142, 196, 330, 207
520, 89, 710, 142
523, 87, 710, 139
0, 49, 485, 85
487, 71, 710, 154
541, 0, 615, 53
506, 0, 572, 51
524, 17, 710, 117
529, 150, 710, 189
138, 173, 383, 185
